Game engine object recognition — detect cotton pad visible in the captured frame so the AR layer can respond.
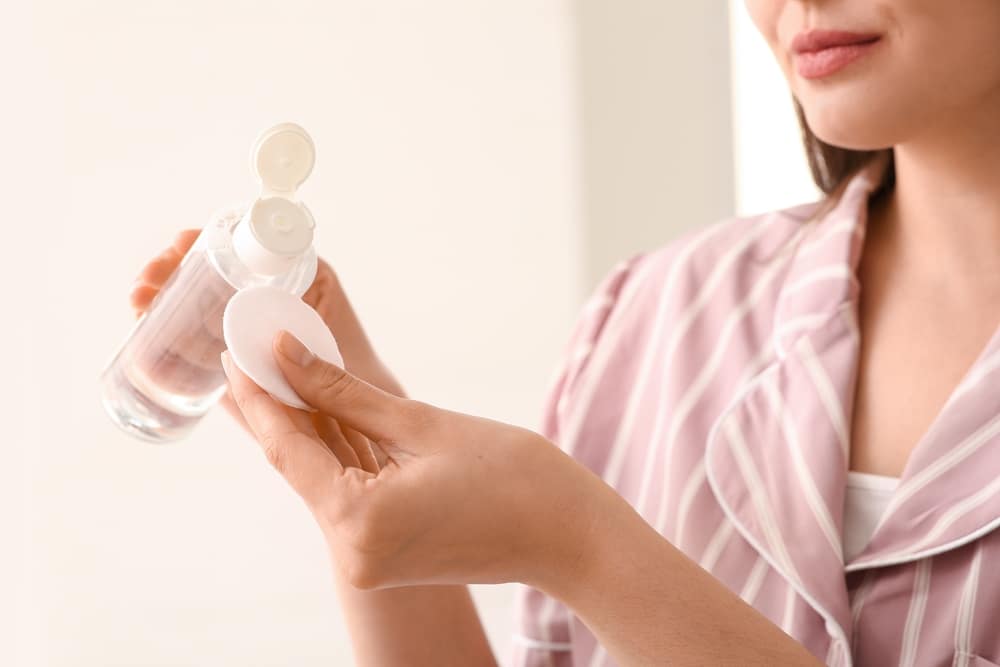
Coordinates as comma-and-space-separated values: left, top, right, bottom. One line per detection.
222, 285, 344, 411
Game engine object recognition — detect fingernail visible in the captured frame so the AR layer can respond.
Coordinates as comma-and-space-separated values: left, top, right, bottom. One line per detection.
276, 330, 315, 367
220, 350, 231, 373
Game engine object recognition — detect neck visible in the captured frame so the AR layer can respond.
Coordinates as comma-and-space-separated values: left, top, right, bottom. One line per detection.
876, 87, 1000, 290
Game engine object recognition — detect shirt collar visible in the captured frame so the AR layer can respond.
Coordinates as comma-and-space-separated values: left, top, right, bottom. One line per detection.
706, 151, 1000, 656
772, 151, 891, 359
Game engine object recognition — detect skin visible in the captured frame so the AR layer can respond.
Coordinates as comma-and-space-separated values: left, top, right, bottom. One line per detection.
133, 236, 819, 666
133, 235, 496, 666
129, 1, 1000, 662
745, 0, 1000, 477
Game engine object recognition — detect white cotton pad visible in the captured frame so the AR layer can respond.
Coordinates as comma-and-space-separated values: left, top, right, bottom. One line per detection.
222, 285, 344, 411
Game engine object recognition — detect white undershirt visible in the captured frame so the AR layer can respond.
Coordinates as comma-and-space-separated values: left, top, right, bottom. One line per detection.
843, 471, 900, 562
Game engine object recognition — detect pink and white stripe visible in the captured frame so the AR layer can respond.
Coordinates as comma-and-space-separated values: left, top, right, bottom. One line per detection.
511, 155, 1000, 667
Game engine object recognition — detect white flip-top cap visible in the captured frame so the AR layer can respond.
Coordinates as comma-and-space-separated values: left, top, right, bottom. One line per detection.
233, 123, 317, 276
252, 122, 315, 196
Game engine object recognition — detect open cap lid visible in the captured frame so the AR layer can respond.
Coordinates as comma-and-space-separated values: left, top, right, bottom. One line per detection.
234, 123, 317, 276
251, 123, 315, 196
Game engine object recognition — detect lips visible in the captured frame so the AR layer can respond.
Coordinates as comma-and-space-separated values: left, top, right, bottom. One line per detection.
791, 30, 882, 80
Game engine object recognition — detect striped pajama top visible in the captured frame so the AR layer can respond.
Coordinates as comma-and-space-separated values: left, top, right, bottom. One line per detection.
512, 155, 1000, 667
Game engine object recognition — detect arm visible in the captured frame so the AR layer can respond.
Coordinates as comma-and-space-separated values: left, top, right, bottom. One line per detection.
132, 236, 495, 667
222, 337, 826, 667
334, 584, 495, 667
534, 474, 823, 667
299, 274, 497, 667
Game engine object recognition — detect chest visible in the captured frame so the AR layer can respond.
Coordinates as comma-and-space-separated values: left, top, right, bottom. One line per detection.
849, 286, 998, 478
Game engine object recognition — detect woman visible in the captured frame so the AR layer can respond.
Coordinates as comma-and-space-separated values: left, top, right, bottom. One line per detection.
131, 1, 1000, 665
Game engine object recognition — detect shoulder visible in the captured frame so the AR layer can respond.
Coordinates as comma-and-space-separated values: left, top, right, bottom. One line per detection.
627, 200, 821, 312
541, 200, 822, 445
585, 200, 822, 361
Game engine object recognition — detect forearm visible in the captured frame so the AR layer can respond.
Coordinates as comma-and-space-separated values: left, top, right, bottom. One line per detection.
537, 480, 823, 667
326, 370, 495, 666
334, 578, 497, 667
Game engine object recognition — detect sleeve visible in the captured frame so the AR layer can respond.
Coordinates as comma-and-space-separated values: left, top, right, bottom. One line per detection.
539, 254, 643, 448
509, 255, 644, 667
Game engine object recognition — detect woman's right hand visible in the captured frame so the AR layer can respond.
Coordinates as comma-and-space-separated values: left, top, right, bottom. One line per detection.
129, 228, 407, 427
129, 230, 501, 667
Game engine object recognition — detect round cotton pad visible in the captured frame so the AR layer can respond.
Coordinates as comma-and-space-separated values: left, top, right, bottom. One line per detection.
223, 285, 344, 411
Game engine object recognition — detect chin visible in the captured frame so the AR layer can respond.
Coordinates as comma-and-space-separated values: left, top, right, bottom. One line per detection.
799, 94, 904, 151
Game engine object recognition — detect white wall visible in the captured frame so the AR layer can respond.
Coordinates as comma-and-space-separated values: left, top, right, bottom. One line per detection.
3, 3, 757, 666
728, 0, 820, 215
575, 1, 734, 287
7, 2, 581, 665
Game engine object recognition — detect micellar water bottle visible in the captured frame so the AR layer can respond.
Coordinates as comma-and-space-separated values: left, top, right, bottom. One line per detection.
101, 123, 320, 443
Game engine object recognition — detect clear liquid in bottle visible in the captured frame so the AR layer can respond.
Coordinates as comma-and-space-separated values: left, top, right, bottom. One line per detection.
100, 123, 319, 443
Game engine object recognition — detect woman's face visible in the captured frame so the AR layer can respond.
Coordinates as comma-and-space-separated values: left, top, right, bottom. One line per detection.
745, 0, 1000, 150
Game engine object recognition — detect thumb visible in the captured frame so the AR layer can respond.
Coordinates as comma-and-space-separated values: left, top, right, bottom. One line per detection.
273, 330, 418, 445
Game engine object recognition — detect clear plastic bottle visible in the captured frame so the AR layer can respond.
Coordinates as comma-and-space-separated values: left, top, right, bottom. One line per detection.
101, 123, 319, 443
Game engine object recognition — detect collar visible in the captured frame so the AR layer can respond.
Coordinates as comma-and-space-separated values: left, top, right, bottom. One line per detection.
705, 152, 1000, 660
772, 152, 889, 360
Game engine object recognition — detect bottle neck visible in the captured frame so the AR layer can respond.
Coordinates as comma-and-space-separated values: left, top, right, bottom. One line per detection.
232, 197, 315, 276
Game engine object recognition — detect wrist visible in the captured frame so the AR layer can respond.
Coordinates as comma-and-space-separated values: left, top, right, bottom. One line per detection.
522, 452, 647, 606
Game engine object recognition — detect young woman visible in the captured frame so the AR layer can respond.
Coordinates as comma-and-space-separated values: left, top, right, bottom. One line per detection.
132, 1, 1000, 664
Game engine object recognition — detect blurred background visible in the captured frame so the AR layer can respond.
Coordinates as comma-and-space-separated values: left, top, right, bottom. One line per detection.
2, 1, 818, 665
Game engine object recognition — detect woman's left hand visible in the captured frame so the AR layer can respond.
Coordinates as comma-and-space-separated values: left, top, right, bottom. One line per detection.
221, 330, 611, 593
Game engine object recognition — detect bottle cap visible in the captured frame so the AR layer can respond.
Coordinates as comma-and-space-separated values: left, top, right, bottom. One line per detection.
223, 286, 344, 411
232, 197, 315, 275
251, 123, 315, 196
234, 123, 317, 276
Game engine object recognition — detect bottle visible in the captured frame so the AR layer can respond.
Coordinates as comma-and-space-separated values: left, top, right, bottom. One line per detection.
100, 123, 320, 443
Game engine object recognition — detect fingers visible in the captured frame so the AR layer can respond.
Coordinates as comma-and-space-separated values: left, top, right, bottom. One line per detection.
140, 228, 198, 287
138, 255, 180, 289
130, 229, 202, 314
221, 351, 346, 507
301, 261, 376, 364
313, 413, 382, 473
219, 389, 255, 436
313, 414, 363, 469
272, 331, 420, 446
301, 261, 410, 396
340, 424, 380, 473
130, 283, 159, 317
172, 228, 201, 255
367, 439, 391, 469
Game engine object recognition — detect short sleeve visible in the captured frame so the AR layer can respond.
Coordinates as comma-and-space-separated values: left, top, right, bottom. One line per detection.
509, 255, 643, 667
539, 255, 644, 446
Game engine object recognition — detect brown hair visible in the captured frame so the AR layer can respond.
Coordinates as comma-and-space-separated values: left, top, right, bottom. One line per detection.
793, 99, 895, 197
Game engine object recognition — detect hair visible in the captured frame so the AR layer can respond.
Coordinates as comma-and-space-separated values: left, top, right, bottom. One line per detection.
793, 99, 895, 198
